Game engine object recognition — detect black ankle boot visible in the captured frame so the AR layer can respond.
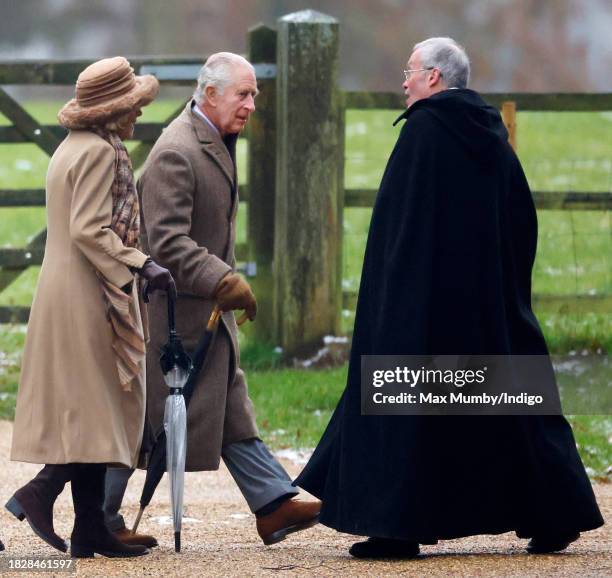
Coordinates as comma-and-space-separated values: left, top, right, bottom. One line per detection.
5, 464, 72, 552
0, 538, 4, 551
527, 532, 580, 554
70, 464, 148, 559
349, 537, 420, 559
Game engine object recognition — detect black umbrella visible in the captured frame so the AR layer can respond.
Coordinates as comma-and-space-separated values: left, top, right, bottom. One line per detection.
131, 303, 223, 540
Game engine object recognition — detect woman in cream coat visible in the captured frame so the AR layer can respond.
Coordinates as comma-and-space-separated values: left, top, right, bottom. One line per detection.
5, 57, 174, 558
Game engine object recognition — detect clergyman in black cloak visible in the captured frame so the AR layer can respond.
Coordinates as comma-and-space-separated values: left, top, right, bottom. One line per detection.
294, 37, 604, 559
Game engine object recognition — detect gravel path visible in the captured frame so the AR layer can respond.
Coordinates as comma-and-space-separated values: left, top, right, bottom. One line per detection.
0, 420, 609, 577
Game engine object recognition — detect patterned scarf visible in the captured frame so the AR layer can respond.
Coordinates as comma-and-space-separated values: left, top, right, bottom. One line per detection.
91, 127, 146, 391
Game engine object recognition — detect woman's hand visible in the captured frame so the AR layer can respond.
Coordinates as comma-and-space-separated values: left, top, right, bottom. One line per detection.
139, 258, 176, 302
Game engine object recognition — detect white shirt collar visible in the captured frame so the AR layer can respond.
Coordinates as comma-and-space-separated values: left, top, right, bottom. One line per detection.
192, 102, 220, 136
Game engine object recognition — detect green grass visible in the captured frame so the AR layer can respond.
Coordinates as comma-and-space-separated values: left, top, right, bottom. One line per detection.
0, 325, 25, 420
0, 104, 610, 343
566, 416, 612, 481
344, 110, 612, 190
343, 110, 612, 351
248, 365, 347, 449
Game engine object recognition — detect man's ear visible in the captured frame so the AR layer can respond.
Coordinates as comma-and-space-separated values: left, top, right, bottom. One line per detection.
205, 85, 217, 106
428, 68, 442, 87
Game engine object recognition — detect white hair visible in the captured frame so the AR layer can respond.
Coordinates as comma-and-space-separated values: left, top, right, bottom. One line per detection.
413, 37, 470, 88
193, 52, 254, 105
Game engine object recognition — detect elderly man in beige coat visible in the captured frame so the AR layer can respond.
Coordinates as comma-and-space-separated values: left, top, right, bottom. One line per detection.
106, 52, 320, 546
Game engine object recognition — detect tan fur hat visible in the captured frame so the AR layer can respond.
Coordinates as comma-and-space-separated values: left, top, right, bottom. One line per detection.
58, 56, 159, 129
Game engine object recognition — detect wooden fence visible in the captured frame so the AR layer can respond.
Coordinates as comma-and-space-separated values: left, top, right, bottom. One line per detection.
0, 10, 610, 355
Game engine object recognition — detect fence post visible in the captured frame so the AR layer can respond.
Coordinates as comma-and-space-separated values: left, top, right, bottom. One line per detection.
274, 10, 342, 355
247, 24, 277, 343
501, 101, 517, 151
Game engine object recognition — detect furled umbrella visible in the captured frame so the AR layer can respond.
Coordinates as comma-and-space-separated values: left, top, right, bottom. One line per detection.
163, 360, 188, 552
159, 290, 191, 551
132, 302, 224, 549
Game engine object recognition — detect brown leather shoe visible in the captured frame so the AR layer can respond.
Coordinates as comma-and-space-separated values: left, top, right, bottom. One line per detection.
114, 527, 158, 548
256, 499, 321, 545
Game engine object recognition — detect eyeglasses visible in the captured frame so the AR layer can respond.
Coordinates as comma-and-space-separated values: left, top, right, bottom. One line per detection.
403, 67, 434, 80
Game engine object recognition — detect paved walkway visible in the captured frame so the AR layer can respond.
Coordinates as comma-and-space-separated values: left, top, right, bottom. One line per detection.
0, 421, 609, 577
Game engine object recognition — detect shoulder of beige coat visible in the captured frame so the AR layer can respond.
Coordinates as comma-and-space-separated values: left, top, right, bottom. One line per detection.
66, 129, 114, 150
64, 131, 114, 171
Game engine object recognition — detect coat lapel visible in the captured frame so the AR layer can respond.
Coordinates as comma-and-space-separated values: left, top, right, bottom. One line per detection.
224, 133, 240, 220
189, 102, 236, 188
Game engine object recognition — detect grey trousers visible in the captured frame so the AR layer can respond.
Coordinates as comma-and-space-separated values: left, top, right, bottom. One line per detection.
104, 466, 134, 531
104, 438, 298, 531
221, 437, 298, 512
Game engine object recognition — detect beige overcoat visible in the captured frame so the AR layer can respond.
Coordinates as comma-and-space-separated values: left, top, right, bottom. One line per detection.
138, 102, 258, 472
11, 131, 148, 468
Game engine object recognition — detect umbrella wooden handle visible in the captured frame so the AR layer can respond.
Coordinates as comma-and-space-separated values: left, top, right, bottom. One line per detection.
236, 312, 250, 326
207, 305, 223, 331
211, 305, 249, 327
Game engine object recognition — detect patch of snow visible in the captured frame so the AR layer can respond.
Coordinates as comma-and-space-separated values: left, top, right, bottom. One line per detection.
346, 122, 368, 137
281, 10, 337, 24
229, 513, 251, 520
323, 335, 348, 345
15, 159, 33, 171
553, 359, 588, 375
273, 448, 313, 465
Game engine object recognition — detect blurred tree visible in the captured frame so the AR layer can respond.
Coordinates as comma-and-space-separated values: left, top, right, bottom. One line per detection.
0, 0, 608, 91
0, 0, 46, 47
139, 0, 181, 54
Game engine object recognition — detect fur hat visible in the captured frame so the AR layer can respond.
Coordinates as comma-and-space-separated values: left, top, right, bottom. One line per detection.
58, 57, 159, 129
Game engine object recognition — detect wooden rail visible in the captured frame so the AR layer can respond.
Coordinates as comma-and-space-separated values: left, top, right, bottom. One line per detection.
342, 291, 612, 316
3, 186, 609, 213
344, 189, 612, 211
0, 58, 206, 85
0, 123, 165, 143
0, 123, 249, 144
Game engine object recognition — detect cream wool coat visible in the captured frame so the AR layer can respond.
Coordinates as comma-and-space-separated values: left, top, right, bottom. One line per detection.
138, 102, 258, 471
11, 131, 148, 468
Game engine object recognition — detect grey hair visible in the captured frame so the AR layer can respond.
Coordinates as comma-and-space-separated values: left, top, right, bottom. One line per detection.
413, 37, 470, 88
193, 52, 254, 105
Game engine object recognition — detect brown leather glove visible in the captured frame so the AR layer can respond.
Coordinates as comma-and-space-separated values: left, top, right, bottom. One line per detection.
215, 273, 257, 321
